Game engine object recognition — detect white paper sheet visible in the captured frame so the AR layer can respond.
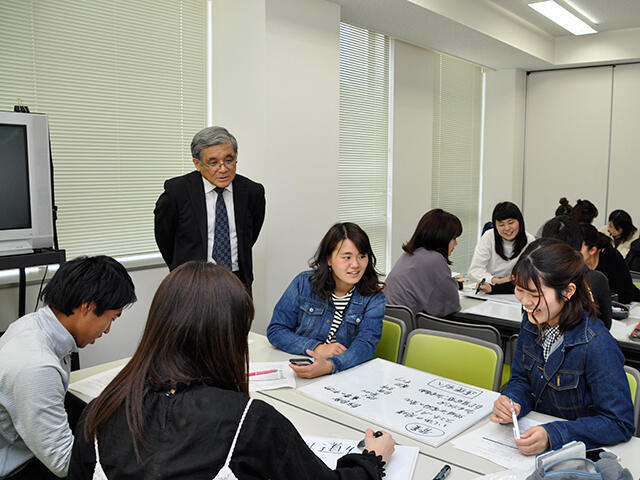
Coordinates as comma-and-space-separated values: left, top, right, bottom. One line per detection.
304, 435, 419, 480
298, 358, 499, 447
610, 319, 635, 342
451, 417, 541, 470
463, 301, 523, 323
248, 361, 296, 392
69, 366, 124, 399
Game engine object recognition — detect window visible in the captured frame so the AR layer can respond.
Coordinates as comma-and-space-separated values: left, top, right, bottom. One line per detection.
0, 0, 206, 259
338, 23, 391, 273
432, 54, 484, 272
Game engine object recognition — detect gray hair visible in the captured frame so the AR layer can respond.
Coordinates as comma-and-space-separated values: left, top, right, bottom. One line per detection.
190, 126, 238, 161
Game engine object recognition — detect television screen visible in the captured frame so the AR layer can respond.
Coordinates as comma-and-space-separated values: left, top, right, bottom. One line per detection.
0, 124, 32, 230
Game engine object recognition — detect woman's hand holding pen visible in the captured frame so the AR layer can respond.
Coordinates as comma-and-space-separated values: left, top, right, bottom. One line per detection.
514, 426, 549, 456
491, 395, 520, 423
476, 280, 492, 293
363, 429, 395, 464
289, 349, 334, 378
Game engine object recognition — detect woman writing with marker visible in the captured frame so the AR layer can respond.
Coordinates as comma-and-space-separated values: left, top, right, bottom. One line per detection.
69, 262, 394, 479
469, 202, 534, 294
492, 239, 634, 456
267, 222, 385, 379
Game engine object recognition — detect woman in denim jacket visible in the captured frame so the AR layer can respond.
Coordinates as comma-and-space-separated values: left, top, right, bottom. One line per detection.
267, 223, 385, 379
492, 238, 634, 456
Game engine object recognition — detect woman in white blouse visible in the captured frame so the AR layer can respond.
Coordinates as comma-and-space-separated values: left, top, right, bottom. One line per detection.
469, 202, 535, 294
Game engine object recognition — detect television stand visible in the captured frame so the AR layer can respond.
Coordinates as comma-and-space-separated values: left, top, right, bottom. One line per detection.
0, 249, 66, 317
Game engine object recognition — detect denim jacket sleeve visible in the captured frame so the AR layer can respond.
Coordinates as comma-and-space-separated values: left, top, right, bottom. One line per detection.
542, 333, 635, 449
328, 292, 385, 373
266, 273, 324, 355
502, 318, 535, 417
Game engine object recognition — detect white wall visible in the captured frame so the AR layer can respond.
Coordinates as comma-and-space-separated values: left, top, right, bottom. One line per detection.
390, 40, 435, 267
481, 68, 526, 227
523, 67, 613, 233
211, 0, 340, 334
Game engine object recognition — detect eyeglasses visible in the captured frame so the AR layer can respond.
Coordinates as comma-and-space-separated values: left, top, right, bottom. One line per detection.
201, 158, 237, 170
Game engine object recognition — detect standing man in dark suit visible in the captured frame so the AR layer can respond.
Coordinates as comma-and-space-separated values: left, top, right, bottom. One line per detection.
154, 126, 265, 293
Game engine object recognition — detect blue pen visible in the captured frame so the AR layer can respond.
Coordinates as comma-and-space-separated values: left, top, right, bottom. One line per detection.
475, 278, 486, 294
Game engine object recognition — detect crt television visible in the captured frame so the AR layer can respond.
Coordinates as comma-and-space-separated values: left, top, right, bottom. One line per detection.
0, 111, 54, 256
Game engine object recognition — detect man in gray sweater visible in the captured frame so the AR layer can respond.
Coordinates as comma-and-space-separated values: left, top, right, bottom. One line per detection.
0, 256, 136, 479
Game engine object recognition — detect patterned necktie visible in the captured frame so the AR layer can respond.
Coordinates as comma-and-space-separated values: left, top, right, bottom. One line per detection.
212, 187, 232, 270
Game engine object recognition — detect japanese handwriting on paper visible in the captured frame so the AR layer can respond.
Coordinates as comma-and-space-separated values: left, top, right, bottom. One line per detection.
427, 379, 482, 398
306, 440, 358, 455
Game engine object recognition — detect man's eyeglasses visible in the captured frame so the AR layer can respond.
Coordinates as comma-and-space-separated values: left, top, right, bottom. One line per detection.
201, 158, 237, 170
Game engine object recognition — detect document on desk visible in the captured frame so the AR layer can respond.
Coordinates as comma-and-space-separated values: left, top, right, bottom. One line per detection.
461, 291, 520, 305
610, 319, 635, 342
248, 361, 296, 392
451, 416, 541, 470
304, 435, 418, 480
298, 358, 499, 447
69, 365, 124, 399
463, 301, 523, 323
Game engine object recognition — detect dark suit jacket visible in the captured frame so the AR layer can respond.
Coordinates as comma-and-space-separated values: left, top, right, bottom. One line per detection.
154, 171, 265, 288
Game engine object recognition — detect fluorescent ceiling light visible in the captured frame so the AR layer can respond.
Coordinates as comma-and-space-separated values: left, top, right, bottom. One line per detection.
528, 1, 597, 35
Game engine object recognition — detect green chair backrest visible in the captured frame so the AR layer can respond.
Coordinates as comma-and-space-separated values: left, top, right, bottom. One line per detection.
403, 330, 502, 391
374, 319, 402, 363
627, 371, 637, 406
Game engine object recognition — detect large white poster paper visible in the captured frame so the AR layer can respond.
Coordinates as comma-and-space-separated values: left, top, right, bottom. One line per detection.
298, 358, 500, 447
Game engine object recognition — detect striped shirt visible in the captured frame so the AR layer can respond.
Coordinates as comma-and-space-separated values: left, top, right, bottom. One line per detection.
325, 288, 354, 344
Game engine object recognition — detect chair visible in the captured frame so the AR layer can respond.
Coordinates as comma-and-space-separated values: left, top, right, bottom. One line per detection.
500, 334, 519, 389
624, 365, 640, 436
385, 304, 415, 332
415, 313, 501, 345
402, 329, 504, 391
373, 316, 407, 363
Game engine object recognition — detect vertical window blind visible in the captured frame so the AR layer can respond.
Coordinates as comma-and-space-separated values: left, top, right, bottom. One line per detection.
432, 54, 483, 272
338, 23, 390, 273
0, 0, 206, 259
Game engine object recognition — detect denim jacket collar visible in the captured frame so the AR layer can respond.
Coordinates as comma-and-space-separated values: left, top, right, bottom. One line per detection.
520, 311, 591, 347
520, 311, 592, 381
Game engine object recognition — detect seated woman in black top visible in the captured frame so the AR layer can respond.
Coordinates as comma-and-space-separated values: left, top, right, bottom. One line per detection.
541, 216, 611, 329
580, 223, 640, 304
69, 262, 395, 479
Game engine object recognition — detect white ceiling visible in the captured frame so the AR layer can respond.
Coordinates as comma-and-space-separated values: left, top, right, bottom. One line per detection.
489, 0, 640, 37
333, 0, 640, 70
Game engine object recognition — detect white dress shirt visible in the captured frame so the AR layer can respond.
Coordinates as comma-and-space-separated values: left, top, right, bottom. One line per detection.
203, 176, 239, 271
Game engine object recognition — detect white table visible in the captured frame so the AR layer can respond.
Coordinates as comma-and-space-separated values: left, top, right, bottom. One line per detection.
70, 332, 640, 477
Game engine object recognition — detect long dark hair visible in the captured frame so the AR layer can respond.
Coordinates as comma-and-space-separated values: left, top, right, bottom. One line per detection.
309, 222, 383, 300
83, 262, 254, 458
402, 209, 462, 264
571, 199, 598, 224
512, 238, 598, 332
608, 209, 637, 244
492, 202, 528, 261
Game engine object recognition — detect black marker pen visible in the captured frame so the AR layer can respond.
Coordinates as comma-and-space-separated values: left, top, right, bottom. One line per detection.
433, 464, 451, 480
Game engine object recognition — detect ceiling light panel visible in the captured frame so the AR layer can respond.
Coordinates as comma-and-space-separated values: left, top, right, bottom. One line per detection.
528, 1, 597, 35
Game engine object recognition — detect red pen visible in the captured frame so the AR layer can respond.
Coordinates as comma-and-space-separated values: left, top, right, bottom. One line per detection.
248, 369, 278, 377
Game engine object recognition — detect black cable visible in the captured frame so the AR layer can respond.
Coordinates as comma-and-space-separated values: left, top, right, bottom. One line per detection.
34, 265, 48, 312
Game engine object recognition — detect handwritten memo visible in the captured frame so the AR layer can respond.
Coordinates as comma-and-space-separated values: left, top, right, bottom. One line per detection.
304, 435, 419, 480
298, 358, 499, 446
